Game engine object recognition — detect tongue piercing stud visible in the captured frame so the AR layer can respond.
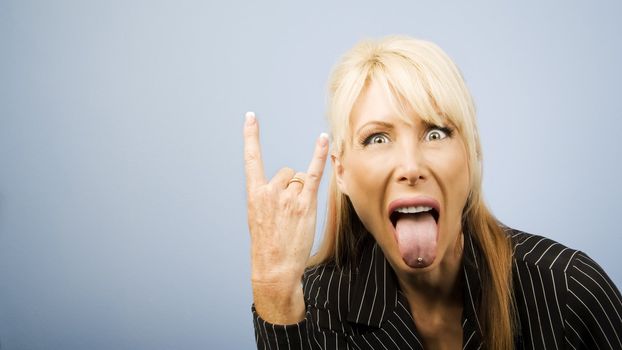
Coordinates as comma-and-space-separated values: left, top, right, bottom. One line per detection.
417, 257, 423, 264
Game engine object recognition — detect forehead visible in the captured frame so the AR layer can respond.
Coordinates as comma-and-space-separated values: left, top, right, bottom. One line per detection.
349, 80, 428, 133
351, 81, 392, 125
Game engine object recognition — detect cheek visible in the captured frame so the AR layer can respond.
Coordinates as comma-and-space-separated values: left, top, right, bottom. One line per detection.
441, 147, 471, 210
343, 156, 388, 230
344, 153, 386, 197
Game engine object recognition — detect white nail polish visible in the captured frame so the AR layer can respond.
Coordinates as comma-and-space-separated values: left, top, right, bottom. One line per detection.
319, 132, 329, 147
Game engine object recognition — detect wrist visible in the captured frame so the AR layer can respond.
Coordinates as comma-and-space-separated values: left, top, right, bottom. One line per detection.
251, 264, 304, 287
252, 282, 305, 324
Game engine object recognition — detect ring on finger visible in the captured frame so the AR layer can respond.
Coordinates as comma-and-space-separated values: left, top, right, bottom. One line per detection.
288, 176, 305, 186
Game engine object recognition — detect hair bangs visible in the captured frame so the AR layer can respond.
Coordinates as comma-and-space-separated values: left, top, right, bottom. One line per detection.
369, 55, 467, 136
372, 67, 444, 130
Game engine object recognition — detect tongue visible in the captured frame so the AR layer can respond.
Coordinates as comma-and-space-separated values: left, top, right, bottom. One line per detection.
395, 212, 438, 268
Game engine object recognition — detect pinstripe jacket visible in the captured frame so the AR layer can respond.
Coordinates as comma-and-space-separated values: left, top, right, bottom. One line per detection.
252, 228, 622, 349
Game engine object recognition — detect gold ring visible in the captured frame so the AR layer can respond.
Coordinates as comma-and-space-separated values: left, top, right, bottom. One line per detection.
288, 176, 305, 186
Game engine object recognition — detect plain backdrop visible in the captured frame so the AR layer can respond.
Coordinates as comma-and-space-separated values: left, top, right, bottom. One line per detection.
1, 0, 621, 349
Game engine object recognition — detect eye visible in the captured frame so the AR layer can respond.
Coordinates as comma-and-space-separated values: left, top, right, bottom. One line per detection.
424, 127, 452, 141
363, 133, 390, 146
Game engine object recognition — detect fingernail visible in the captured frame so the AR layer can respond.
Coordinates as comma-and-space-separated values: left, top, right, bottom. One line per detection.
245, 111, 256, 125
319, 132, 329, 147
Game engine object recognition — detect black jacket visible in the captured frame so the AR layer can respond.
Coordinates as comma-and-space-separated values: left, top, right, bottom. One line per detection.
252, 228, 622, 349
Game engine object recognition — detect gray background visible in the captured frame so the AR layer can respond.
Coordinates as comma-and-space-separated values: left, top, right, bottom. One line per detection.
1, 0, 621, 349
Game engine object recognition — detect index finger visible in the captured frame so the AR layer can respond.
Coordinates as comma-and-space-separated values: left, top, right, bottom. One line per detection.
243, 112, 266, 190
301, 133, 329, 198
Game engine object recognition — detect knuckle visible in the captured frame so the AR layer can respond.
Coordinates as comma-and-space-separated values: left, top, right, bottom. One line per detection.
279, 192, 295, 206
265, 186, 278, 199
293, 201, 307, 215
244, 152, 259, 163
243, 125, 257, 138
306, 171, 320, 182
252, 187, 270, 202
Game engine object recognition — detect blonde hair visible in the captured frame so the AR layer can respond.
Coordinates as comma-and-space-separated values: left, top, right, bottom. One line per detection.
309, 36, 515, 349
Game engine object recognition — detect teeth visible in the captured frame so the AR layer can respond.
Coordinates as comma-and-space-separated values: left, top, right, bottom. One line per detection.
395, 206, 433, 214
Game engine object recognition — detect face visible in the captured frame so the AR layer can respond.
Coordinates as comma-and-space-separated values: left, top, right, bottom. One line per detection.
333, 80, 471, 274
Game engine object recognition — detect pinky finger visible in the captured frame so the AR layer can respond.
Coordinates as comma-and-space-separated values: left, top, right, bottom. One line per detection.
302, 133, 329, 198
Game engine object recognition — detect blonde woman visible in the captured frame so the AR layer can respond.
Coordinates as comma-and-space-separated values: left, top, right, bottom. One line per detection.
243, 36, 622, 349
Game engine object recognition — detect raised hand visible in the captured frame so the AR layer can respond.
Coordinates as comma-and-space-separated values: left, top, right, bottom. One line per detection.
243, 112, 329, 324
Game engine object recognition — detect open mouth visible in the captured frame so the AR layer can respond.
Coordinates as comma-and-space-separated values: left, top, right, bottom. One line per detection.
390, 206, 439, 228
387, 197, 441, 268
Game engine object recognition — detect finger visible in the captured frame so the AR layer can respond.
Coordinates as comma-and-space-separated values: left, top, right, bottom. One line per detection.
243, 112, 266, 190
302, 133, 329, 198
269, 167, 296, 190
284, 172, 306, 194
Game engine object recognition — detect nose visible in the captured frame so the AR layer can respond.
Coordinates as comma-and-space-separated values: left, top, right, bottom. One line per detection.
395, 144, 425, 186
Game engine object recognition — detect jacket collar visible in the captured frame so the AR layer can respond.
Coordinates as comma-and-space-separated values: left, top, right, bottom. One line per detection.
346, 239, 398, 327
345, 232, 484, 345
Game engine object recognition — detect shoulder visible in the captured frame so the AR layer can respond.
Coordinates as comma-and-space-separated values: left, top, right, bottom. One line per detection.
506, 227, 622, 347
300, 261, 353, 334
506, 227, 580, 272
302, 239, 382, 312
505, 226, 620, 297
505, 226, 619, 299
563, 251, 622, 345
302, 262, 350, 311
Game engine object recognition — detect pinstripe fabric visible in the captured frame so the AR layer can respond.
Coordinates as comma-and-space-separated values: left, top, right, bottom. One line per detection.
252, 228, 622, 349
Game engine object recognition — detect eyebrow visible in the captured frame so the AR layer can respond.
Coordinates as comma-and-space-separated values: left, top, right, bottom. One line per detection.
355, 121, 394, 135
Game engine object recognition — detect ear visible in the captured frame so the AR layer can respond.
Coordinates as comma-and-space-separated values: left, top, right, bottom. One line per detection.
331, 153, 349, 196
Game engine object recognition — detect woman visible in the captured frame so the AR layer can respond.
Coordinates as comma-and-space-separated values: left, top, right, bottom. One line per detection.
243, 36, 622, 349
